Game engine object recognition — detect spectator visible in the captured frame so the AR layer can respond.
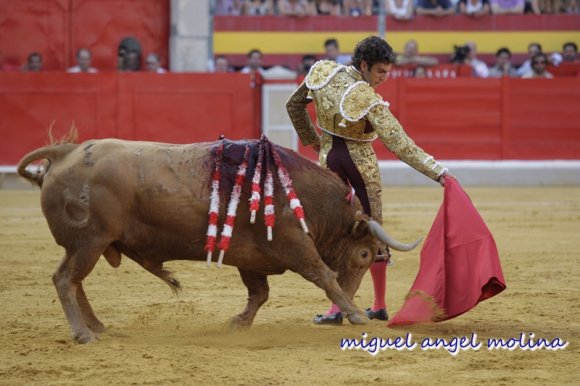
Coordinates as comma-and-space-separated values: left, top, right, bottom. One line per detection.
125, 50, 142, 71
524, 0, 541, 13
562, 42, 578, 63
297, 54, 317, 75
561, 0, 579, 12
67, 48, 97, 73
343, 0, 373, 15
521, 53, 554, 78
145, 53, 167, 73
416, 0, 456, 16
396, 39, 439, 67
517, 42, 542, 77
214, 55, 232, 72
243, 0, 275, 14
279, 0, 311, 16
490, 0, 525, 13
215, 0, 245, 15
240, 49, 265, 75
118, 37, 142, 71
488, 47, 519, 77
385, 0, 415, 20
465, 41, 489, 77
311, 0, 342, 15
21, 52, 42, 72
324, 38, 351, 65
538, 0, 561, 13
458, 0, 492, 16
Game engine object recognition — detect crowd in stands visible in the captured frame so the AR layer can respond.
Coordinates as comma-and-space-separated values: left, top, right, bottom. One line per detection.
6, 36, 579, 79
12, 36, 167, 74
212, 39, 578, 79
215, 0, 579, 16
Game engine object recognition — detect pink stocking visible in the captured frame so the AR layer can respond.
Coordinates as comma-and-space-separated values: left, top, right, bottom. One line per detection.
370, 260, 387, 311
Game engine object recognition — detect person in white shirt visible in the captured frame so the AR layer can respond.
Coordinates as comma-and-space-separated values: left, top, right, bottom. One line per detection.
145, 53, 167, 73
67, 48, 97, 73
465, 41, 489, 78
240, 49, 265, 75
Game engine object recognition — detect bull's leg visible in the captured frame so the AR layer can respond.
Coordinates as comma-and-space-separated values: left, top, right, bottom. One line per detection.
76, 284, 105, 333
229, 269, 269, 329
52, 246, 103, 344
294, 258, 368, 325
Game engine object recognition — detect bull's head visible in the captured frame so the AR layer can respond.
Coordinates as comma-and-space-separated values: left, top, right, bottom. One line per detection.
333, 211, 421, 300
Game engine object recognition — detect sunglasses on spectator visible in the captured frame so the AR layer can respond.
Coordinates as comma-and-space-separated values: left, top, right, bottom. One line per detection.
533, 60, 547, 65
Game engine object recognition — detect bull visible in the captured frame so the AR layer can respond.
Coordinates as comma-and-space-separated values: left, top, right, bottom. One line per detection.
17, 136, 420, 343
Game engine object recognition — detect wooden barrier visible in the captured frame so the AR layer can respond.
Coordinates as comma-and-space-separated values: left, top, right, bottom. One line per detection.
0, 73, 578, 165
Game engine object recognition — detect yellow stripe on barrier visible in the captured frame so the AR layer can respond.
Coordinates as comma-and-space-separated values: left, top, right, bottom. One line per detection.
215, 31, 580, 55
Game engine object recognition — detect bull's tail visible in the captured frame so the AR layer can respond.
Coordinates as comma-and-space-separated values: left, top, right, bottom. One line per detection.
17, 143, 79, 187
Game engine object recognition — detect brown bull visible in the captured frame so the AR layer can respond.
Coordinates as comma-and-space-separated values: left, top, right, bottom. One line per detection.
17, 137, 419, 343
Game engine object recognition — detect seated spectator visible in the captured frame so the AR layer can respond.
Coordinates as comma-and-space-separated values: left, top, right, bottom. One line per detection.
214, 55, 232, 72
517, 42, 542, 77
343, 0, 373, 15
21, 52, 42, 72
416, 0, 456, 16
561, 0, 579, 12
521, 53, 554, 78
243, 0, 275, 15
562, 42, 578, 63
145, 53, 167, 73
297, 54, 317, 75
538, 0, 561, 13
465, 41, 489, 77
385, 0, 415, 20
118, 37, 142, 71
240, 49, 265, 75
279, 0, 311, 16
488, 47, 519, 77
312, 0, 342, 15
124, 50, 142, 71
396, 39, 439, 67
67, 48, 97, 73
490, 0, 525, 13
215, 0, 245, 15
458, 0, 492, 16
323, 38, 351, 65
524, 0, 541, 13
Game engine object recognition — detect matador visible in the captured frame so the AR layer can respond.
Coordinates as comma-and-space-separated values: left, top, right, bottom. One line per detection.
286, 36, 448, 325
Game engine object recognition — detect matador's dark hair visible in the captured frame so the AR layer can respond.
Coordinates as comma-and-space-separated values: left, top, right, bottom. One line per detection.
351, 36, 397, 71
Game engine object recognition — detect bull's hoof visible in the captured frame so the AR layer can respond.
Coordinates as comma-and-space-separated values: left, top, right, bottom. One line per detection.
228, 315, 252, 330
73, 331, 98, 344
347, 310, 370, 325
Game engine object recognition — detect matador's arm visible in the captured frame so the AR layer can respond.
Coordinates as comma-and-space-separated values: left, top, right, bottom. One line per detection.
286, 82, 320, 147
367, 105, 447, 181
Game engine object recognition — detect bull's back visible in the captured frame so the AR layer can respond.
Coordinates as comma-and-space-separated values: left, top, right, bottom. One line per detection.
40, 139, 215, 252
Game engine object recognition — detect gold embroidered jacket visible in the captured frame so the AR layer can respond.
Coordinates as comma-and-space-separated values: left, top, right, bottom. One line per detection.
286, 60, 446, 182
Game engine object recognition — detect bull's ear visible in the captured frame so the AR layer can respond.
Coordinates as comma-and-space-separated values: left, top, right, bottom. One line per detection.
350, 210, 364, 234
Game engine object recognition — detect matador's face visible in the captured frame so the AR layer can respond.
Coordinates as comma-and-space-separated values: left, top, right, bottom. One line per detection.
360, 61, 391, 89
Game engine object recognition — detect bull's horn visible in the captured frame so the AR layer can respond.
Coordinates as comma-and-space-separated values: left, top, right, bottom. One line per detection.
367, 220, 422, 252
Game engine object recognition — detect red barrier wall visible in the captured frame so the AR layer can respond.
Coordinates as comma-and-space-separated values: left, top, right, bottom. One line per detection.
1, 74, 578, 165
0, 73, 261, 164
0, 0, 169, 71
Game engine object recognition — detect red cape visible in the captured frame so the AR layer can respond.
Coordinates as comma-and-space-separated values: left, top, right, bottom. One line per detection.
388, 177, 506, 326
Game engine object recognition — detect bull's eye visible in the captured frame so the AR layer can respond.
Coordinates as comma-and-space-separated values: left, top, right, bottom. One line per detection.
361, 250, 369, 258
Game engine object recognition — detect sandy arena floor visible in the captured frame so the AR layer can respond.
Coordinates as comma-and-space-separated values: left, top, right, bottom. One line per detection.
0, 186, 578, 385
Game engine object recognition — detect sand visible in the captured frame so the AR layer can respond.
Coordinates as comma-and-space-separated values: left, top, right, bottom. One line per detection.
0, 187, 578, 385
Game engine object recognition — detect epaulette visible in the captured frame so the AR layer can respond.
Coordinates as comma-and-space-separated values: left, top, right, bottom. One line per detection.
305, 60, 346, 91
339, 81, 390, 123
